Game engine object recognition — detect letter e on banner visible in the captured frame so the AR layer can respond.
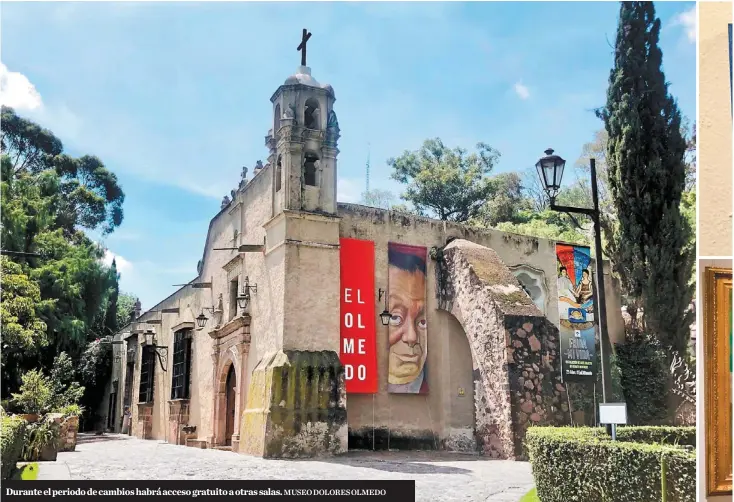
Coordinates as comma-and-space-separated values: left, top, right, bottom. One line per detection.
339, 238, 377, 393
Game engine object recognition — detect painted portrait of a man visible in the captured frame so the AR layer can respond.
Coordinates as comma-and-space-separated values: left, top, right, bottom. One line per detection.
387, 243, 428, 394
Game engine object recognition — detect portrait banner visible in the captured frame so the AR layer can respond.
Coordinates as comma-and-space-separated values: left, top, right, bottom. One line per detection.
339, 238, 377, 393
387, 243, 428, 394
556, 244, 597, 382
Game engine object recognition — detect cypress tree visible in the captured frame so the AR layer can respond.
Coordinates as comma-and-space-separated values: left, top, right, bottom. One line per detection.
104, 258, 120, 335
599, 2, 693, 356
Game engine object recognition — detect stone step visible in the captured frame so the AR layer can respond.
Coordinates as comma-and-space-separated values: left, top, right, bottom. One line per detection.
213, 446, 233, 452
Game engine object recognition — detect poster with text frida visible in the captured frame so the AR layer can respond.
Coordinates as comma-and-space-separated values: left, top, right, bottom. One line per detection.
339, 238, 377, 393
556, 244, 597, 382
387, 242, 428, 394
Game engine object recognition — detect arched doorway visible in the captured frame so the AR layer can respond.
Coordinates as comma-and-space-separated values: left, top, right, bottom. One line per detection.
446, 313, 477, 451
225, 365, 236, 446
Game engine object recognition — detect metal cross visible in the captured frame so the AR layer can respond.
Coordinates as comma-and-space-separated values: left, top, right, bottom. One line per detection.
297, 28, 312, 66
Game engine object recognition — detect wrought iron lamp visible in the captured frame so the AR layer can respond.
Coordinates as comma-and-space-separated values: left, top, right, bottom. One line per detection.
236, 276, 258, 309
196, 312, 208, 328
378, 288, 390, 326
141, 328, 169, 372
197, 295, 224, 329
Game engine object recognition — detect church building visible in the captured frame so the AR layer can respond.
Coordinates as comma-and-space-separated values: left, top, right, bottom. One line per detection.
103, 33, 623, 459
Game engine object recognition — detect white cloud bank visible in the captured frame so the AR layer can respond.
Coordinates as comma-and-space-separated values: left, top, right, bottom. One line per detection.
673, 6, 696, 44
103, 249, 134, 275
514, 81, 530, 100
0, 63, 43, 111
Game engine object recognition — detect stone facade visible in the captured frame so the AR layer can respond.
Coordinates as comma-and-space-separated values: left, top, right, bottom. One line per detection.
101, 61, 619, 460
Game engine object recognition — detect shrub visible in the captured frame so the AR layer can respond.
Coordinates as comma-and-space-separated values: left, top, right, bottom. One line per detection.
526, 427, 695, 502
10, 369, 53, 414
615, 333, 670, 424
1, 415, 28, 480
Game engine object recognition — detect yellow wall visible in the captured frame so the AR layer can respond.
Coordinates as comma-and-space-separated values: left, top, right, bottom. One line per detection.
699, 2, 733, 257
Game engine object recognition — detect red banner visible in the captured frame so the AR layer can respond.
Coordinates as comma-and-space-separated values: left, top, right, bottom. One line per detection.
339, 238, 377, 394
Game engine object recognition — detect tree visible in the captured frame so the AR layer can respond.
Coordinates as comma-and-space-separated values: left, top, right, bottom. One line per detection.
1, 106, 125, 236
0, 257, 53, 396
598, 2, 693, 355
388, 138, 501, 222
477, 172, 530, 227
361, 189, 395, 210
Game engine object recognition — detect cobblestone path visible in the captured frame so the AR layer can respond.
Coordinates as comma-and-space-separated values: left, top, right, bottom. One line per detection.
39, 434, 534, 501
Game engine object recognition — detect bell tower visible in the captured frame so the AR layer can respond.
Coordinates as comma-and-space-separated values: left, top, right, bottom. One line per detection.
269, 29, 340, 216
241, 29, 346, 459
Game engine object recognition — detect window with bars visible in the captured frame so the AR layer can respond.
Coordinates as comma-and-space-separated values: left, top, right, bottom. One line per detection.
138, 346, 156, 403
171, 330, 192, 400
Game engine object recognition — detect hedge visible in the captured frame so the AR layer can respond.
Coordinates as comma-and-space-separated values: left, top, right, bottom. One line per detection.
578, 426, 696, 448
526, 427, 695, 502
1, 415, 28, 480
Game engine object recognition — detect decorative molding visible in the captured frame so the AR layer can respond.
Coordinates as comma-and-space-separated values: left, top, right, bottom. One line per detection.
171, 321, 195, 333
209, 315, 252, 341
223, 255, 243, 274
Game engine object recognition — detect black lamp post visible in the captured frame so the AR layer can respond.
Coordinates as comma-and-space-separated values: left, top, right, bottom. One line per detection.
535, 148, 612, 405
142, 329, 169, 372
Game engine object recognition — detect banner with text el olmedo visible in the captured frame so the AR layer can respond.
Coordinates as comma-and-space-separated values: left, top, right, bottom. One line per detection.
339, 238, 378, 393
556, 244, 597, 382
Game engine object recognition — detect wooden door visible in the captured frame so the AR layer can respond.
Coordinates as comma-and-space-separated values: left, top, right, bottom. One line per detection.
225, 365, 236, 445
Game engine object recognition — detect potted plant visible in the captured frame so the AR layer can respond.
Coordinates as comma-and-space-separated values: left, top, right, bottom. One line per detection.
21, 417, 60, 462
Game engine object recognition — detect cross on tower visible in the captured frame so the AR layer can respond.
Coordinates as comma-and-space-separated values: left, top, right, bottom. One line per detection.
297, 28, 312, 66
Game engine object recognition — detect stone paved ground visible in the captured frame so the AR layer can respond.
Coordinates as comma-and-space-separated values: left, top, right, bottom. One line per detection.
38, 434, 535, 501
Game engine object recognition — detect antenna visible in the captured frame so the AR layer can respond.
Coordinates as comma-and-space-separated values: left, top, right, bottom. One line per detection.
365, 143, 371, 195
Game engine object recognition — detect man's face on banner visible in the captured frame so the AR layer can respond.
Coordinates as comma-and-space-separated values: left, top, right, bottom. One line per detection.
388, 264, 427, 384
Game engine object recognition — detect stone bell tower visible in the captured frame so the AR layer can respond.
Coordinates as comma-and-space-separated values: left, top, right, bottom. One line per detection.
268, 30, 340, 216
240, 29, 346, 459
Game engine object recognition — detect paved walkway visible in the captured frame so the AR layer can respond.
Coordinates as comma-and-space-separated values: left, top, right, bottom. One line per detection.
38, 434, 534, 501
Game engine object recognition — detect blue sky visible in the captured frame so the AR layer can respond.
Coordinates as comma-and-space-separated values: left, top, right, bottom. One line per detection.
1, 1, 696, 311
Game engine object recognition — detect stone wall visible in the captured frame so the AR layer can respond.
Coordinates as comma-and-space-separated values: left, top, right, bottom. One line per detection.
240, 350, 347, 458
168, 400, 191, 445
505, 316, 568, 459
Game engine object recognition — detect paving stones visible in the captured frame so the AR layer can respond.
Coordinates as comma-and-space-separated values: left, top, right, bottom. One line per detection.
41, 434, 534, 502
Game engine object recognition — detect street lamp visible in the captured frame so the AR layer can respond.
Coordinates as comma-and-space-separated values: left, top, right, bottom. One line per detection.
236, 276, 258, 310
535, 148, 612, 405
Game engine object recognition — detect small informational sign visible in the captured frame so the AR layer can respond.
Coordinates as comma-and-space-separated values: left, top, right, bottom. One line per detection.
599, 403, 628, 425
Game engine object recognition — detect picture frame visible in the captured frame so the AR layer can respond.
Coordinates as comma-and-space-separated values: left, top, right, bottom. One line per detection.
704, 267, 733, 496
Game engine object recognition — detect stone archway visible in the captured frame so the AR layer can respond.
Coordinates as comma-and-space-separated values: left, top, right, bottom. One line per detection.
434, 239, 570, 459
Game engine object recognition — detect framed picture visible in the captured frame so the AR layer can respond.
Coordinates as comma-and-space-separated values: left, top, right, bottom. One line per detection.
704, 267, 733, 496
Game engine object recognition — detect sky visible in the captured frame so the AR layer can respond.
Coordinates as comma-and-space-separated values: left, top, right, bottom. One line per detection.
1, 1, 696, 311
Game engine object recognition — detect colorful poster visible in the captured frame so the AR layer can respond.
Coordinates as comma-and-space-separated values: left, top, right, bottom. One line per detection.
339, 238, 377, 393
556, 244, 597, 382
387, 243, 428, 394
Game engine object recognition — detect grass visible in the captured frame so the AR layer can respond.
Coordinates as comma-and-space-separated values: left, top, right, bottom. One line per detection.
519, 488, 540, 502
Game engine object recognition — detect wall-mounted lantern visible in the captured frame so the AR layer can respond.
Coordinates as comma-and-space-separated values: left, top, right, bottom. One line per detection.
141, 328, 169, 372
236, 276, 258, 309
378, 288, 390, 326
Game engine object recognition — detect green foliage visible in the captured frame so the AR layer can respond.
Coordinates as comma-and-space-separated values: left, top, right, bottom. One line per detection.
1, 106, 124, 235
615, 333, 671, 424
599, 2, 693, 355
388, 138, 501, 222
0, 257, 52, 392
49, 352, 85, 411
526, 426, 695, 502
10, 369, 53, 415
495, 209, 589, 245
1, 415, 28, 480
21, 417, 60, 462
56, 403, 84, 417
116, 293, 137, 330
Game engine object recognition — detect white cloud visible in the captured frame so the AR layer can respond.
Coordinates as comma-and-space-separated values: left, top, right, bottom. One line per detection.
103, 249, 134, 275
514, 81, 530, 100
0, 63, 43, 111
337, 178, 363, 203
673, 6, 696, 44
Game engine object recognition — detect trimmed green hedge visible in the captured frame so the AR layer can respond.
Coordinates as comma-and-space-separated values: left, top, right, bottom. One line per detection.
526, 427, 695, 502
578, 426, 696, 448
1, 415, 28, 480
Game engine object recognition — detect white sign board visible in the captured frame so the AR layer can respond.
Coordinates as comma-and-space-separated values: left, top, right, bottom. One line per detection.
599, 403, 628, 425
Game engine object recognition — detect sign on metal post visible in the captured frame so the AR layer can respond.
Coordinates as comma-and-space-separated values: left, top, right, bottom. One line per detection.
599, 402, 627, 441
